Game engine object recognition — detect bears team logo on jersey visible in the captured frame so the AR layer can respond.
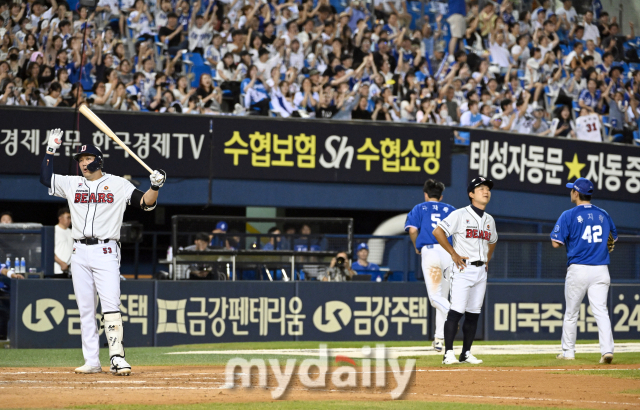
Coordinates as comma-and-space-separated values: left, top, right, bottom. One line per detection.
466, 228, 491, 241
74, 192, 114, 203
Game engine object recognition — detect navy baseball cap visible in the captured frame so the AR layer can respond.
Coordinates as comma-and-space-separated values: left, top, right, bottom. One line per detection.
216, 221, 228, 231
566, 178, 594, 195
357, 242, 369, 252
467, 176, 494, 193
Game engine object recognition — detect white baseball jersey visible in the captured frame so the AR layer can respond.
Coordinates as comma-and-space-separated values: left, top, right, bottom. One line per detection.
437, 206, 498, 262
49, 173, 136, 240
575, 114, 602, 142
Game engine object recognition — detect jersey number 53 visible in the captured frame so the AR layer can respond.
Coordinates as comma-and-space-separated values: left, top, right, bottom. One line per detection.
581, 225, 602, 244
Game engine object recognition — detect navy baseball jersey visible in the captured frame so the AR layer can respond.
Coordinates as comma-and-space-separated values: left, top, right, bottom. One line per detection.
551, 204, 618, 266
405, 201, 456, 249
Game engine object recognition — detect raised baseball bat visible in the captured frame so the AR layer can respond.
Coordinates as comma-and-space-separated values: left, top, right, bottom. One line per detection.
79, 104, 154, 174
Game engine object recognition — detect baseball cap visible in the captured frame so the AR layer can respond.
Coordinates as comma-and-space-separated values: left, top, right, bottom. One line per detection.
334, 65, 345, 73
566, 178, 594, 195
309, 69, 320, 76
491, 114, 502, 121
216, 221, 228, 232
357, 242, 369, 252
467, 176, 494, 193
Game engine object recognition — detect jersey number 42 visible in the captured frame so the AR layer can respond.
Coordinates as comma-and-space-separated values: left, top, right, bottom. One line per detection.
581, 225, 602, 243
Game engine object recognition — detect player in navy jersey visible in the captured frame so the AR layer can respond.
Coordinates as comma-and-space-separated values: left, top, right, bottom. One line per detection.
405, 179, 456, 352
551, 177, 617, 363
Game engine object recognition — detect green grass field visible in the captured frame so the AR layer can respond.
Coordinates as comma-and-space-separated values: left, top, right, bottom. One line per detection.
1, 340, 640, 368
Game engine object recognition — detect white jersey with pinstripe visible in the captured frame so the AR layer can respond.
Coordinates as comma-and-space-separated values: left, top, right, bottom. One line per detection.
437, 205, 498, 262
49, 173, 136, 240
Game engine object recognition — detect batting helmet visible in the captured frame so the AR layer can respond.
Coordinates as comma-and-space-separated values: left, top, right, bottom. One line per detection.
73, 144, 104, 172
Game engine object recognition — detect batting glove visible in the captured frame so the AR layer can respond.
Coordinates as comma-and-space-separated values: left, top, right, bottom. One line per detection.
47, 128, 63, 154
150, 169, 166, 190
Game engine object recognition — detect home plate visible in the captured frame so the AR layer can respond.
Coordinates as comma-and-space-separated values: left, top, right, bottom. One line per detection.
166, 343, 640, 358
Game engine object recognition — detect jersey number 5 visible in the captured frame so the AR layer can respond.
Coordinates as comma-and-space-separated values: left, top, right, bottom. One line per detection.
581, 225, 602, 243
431, 213, 441, 229
103, 247, 112, 254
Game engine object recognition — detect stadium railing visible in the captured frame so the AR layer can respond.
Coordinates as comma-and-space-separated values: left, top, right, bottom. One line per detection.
120, 220, 640, 282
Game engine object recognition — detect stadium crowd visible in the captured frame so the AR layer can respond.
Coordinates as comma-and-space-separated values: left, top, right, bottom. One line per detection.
0, 0, 639, 143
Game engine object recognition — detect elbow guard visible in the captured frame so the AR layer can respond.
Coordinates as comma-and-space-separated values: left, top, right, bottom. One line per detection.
141, 197, 157, 211
40, 154, 53, 188
130, 189, 157, 211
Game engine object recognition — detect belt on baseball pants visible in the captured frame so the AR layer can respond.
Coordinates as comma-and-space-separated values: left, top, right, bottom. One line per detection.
74, 238, 113, 245
468, 261, 485, 267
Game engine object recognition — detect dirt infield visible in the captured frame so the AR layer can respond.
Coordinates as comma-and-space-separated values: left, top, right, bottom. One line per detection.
2, 365, 640, 409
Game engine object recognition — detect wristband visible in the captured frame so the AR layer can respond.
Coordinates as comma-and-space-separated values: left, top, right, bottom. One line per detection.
7, 271, 14, 278
46, 146, 56, 154
151, 185, 159, 191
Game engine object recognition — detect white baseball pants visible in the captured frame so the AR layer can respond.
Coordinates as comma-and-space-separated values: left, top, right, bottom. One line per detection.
71, 242, 122, 367
421, 245, 452, 339
561, 264, 614, 358
449, 264, 487, 314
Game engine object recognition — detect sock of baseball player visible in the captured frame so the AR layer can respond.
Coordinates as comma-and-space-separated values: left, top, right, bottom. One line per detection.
460, 312, 480, 361
444, 310, 463, 353
103, 311, 125, 359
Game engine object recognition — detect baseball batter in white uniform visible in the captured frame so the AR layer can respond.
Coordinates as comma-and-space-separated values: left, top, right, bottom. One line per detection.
433, 177, 498, 365
40, 129, 166, 375
551, 177, 617, 364
405, 179, 455, 352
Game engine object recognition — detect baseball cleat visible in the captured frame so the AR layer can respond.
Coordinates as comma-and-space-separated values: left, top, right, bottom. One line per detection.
460, 352, 483, 364
599, 353, 613, 364
74, 364, 102, 374
432, 338, 444, 352
110, 356, 132, 376
556, 353, 575, 360
442, 350, 458, 365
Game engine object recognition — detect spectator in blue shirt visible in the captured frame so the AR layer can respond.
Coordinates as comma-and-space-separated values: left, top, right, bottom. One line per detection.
209, 220, 228, 248
262, 226, 282, 250
579, 78, 603, 113
351, 242, 380, 272
345, 0, 367, 33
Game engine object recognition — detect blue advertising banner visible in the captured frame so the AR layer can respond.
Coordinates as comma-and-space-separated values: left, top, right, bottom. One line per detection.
154, 282, 298, 345
9, 281, 640, 348
485, 283, 640, 341
610, 285, 640, 340
154, 282, 430, 344
296, 282, 429, 341
10, 280, 154, 349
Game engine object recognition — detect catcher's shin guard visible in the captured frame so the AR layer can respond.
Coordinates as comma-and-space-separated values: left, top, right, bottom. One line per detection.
103, 311, 125, 359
